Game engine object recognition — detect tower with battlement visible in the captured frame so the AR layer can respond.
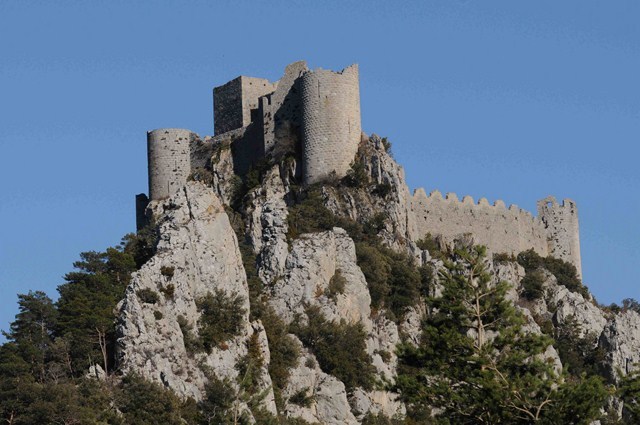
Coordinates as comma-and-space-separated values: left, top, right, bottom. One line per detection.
538, 196, 582, 278
136, 61, 582, 278
211, 61, 361, 181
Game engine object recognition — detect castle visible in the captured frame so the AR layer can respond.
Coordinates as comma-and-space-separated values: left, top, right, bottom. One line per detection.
138, 60, 582, 277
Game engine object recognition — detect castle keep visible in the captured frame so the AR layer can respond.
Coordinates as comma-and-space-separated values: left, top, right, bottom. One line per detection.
138, 60, 582, 276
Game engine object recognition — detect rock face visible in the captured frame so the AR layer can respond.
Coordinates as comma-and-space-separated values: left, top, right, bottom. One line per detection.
117, 182, 276, 415
246, 165, 290, 285
323, 134, 418, 251
120, 134, 640, 422
268, 228, 404, 422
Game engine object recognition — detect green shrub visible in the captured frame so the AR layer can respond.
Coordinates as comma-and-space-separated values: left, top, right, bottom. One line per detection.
418, 264, 435, 298
289, 387, 315, 407
136, 288, 160, 304
493, 252, 516, 263
291, 306, 375, 392
381, 137, 392, 155
355, 242, 391, 309
521, 270, 545, 300
287, 188, 338, 240
327, 270, 347, 301
355, 241, 421, 320
160, 266, 175, 279
261, 308, 299, 410
343, 160, 370, 188
237, 332, 264, 395
375, 349, 392, 363
196, 290, 246, 353
117, 373, 195, 424
177, 315, 201, 354
372, 182, 392, 198
362, 413, 405, 425
415, 234, 446, 260
153, 311, 163, 320
622, 298, 640, 314
122, 222, 159, 269
198, 375, 236, 423
553, 316, 606, 378
517, 249, 588, 298
160, 283, 175, 300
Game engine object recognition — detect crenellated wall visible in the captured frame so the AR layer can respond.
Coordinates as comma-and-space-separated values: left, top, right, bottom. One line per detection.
147, 128, 193, 200
300, 64, 361, 185
538, 196, 582, 278
411, 189, 550, 258
144, 62, 583, 276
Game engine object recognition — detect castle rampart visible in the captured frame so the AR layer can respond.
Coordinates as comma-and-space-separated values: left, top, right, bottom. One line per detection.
140, 62, 582, 276
538, 196, 582, 277
300, 64, 361, 185
147, 128, 193, 200
412, 189, 551, 260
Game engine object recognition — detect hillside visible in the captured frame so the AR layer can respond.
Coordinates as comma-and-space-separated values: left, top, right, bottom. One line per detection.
2, 133, 640, 424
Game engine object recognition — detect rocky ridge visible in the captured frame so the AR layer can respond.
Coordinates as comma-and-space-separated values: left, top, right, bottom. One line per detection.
117, 135, 640, 423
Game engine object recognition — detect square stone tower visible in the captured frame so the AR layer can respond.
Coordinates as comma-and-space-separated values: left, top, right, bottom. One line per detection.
213, 76, 276, 135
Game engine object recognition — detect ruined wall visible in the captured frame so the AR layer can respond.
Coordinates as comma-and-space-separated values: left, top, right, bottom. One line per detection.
213, 76, 276, 135
260, 61, 308, 155
241, 77, 277, 126
538, 196, 582, 277
300, 64, 361, 185
213, 78, 243, 135
411, 189, 550, 257
147, 128, 193, 200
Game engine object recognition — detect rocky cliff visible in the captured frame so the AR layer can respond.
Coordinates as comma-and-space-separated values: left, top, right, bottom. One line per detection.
117, 134, 640, 423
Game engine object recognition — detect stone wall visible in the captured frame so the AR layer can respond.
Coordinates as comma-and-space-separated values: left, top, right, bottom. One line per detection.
213, 76, 276, 135
260, 61, 308, 155
213, 78, 243, 135
411, 189, 550, 257
538, 196, 582, 277
300, 64, 361, 185
240, 77, 277, 127
147, 128, 193, 200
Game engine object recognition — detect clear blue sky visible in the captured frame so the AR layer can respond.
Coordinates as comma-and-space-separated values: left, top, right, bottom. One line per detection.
1, 1, 638, 339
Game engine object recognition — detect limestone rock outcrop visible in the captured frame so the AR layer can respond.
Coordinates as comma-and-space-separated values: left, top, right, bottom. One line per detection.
323, 134, 418, 251
122, 129, 640, 422
267, 228, 404, 421
117, 182, 276, 415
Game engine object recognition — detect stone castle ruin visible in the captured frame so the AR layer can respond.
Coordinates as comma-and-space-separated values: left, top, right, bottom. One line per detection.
137, 60, 582, 277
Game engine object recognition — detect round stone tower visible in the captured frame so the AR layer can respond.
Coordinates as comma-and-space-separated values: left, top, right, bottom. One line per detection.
147, 128, 193, 200
300, 64, 361, 185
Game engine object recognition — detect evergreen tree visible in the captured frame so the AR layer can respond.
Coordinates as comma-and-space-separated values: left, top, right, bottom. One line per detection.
396, 245, 607, 424
56, 246, 136, 375
619, 366, 640, 422
2, 291, 57, 383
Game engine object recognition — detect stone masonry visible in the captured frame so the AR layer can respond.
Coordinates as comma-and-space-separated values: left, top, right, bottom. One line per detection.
411, 190, 582, 276
212, 60, 362, 183
147, 128, 193, 201
138, 60, 582, 275
300, 64, 361, 184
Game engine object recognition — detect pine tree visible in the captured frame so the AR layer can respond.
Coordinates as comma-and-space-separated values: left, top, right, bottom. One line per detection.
619, 366, 640, 422
2, 291, 57, 383
396, 245, 607, 424
56, 246, 136, 375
